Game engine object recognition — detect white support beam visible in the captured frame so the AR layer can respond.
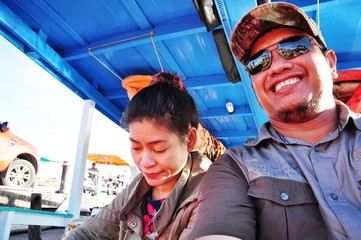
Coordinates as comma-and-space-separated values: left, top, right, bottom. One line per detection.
67, 100, 95, 219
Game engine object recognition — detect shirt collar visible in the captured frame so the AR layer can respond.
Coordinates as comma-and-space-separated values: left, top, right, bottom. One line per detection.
245, 100, 361, 147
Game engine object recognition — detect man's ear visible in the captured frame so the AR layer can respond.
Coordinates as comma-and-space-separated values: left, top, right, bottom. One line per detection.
325, 50, 338, 79
187, 127, 198, 152
251, 82, 263, 109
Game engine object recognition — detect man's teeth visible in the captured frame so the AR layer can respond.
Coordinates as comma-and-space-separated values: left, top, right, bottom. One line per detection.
274, 78, 300, 92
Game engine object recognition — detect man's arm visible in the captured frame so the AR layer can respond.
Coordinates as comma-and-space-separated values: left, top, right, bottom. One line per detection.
189, 154, 256, 239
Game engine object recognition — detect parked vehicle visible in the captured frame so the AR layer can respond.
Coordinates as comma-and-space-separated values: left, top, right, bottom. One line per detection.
0, 121, 40, 187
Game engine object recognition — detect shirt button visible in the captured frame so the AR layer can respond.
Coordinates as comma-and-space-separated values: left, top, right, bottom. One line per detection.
130, 221, 137, 227
280, 192, 289, 201
330, 193, 338, 200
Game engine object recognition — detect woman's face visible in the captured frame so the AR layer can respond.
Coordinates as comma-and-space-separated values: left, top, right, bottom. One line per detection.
129, 119, 189, 194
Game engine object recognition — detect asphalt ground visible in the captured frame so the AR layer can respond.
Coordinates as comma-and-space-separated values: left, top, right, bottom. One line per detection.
9, 226, 66, 240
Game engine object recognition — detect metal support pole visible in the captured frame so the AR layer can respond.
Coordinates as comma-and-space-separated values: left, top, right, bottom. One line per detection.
29, 193, 42, 240
57, 161, 71, 194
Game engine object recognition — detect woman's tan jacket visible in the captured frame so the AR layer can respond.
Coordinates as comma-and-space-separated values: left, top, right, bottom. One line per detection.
63, 151, 211, 240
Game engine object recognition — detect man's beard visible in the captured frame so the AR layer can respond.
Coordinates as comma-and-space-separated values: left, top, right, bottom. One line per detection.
277, 99, 318, 123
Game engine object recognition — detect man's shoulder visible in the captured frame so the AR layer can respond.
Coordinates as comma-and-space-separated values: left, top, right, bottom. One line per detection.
222, 144, 257, 160
215, 145, 250, 172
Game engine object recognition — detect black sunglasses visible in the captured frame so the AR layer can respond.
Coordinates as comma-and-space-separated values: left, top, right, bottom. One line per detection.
246, 35, 319, 76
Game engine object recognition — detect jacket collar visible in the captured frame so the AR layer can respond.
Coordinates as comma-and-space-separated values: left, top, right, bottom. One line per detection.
119, 151, 210, 219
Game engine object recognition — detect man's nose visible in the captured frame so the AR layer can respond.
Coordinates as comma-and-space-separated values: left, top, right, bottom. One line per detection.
268, 49, 293, 75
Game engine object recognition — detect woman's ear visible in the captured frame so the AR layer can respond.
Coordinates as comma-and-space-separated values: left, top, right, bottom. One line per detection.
187, 127, 198, 152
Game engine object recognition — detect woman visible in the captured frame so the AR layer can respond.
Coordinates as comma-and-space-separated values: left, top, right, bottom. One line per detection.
63, 72, 212, 240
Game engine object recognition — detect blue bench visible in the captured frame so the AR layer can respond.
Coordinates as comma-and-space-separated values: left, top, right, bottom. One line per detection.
0, 206, 73, 239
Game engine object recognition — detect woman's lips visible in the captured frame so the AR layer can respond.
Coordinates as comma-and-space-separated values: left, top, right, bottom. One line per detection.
143, 172, 160, 179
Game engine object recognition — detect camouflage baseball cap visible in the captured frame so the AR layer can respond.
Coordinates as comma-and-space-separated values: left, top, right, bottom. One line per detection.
230, 2, 327, 66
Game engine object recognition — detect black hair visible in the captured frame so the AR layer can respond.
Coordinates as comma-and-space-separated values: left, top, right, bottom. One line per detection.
122, 72, 199, 138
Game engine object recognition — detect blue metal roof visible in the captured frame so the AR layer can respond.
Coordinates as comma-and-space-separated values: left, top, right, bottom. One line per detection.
1, 0, 360, 149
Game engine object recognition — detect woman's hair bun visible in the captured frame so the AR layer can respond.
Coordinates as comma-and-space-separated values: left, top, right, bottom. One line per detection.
151, 71, 185, 91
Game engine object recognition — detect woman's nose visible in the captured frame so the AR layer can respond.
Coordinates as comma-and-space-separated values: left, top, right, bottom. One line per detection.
140, 151, 156, 168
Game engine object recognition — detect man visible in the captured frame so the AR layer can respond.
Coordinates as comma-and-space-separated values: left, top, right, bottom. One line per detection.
87, 162, 99, 184
189, 2, 361, 240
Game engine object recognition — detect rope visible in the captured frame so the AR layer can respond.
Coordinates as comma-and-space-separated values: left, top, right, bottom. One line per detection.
150, 32, 164, 71
88, 31, 164, 81
88, 50, 123, 81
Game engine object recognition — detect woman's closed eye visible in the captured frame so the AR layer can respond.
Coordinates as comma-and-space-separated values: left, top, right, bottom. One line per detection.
131, 145, 142, 152
153, 147, 167, 153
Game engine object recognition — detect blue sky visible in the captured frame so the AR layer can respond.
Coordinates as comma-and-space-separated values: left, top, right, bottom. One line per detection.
0, 35, 132, 166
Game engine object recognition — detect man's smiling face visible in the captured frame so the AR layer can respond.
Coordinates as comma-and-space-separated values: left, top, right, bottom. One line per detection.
249, 27, 337, 123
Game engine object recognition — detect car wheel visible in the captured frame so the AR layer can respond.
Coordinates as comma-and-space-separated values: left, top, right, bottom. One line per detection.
2, 159, 36, 187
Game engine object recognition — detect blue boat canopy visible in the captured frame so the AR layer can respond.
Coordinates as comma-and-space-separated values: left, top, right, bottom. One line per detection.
1, 0, 360, 149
